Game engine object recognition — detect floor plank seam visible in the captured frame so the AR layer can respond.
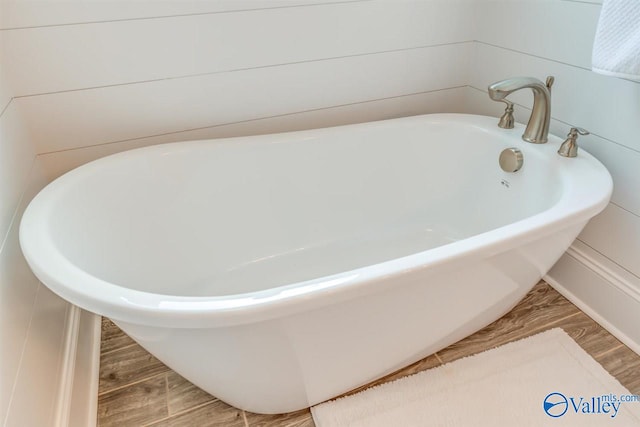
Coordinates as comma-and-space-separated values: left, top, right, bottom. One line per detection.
523, 311, 582, 336
98, 370, 170, 397
141, 399, 223, 427
100, 343, 138, 357
594, 343, 625, 360
164, 372, 170, 417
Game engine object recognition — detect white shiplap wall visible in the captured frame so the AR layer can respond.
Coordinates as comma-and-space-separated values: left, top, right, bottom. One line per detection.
467, 0, 640, 351
3, 0, 475, 161
0, 85, 81, 427
0, 1, 475, 426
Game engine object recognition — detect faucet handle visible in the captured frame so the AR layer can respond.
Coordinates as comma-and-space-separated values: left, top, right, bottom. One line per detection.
558, 127, 589, 158
545, 76, 555, 90
497, 99, 515, 129
569, 127, 589, 136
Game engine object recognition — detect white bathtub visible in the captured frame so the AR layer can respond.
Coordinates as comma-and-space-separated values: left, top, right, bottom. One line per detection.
20, 114, 611, 414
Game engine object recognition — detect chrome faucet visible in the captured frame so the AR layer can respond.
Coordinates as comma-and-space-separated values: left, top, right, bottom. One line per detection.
488, 76, 554, 144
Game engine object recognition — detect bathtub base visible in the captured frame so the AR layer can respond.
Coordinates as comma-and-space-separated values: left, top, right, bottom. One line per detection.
117, 224, 583, 414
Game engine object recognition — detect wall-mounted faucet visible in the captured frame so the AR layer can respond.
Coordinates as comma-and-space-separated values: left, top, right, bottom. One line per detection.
488, 76, 554, 144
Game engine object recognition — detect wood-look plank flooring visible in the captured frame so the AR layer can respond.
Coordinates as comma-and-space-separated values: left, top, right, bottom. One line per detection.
97, 281, 640, 426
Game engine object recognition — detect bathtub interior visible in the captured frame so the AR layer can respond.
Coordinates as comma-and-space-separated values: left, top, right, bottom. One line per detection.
46, 118, 563, 297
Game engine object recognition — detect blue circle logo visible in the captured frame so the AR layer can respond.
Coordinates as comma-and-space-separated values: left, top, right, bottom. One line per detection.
543, 392, 568, 417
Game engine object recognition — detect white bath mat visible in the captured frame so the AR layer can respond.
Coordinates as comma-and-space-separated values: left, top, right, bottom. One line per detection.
311, 329, 640, 426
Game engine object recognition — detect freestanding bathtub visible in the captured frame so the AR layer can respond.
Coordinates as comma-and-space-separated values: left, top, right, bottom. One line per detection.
20, 114, 611, 414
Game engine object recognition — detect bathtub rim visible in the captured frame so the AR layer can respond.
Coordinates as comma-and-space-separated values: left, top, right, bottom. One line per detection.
19, 113, 613, 328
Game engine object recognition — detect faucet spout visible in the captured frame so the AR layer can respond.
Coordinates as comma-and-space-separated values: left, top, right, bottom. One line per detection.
488, 76, 553, 144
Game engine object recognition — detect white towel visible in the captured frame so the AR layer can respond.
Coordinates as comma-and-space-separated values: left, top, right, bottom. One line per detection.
592, 0, 640, 81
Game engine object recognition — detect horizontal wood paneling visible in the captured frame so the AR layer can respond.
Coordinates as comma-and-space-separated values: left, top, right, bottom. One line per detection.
38, 86, 469, 180
19, 43, 470, 154
0, 0, 367, 29
560, 0, 602, 5
0, 103, 35, 249
576, 135, 640, 216
0, 31, 12, 112
2, 1, 473, 97
578, 204, 640, 278
476, 0, 601, 69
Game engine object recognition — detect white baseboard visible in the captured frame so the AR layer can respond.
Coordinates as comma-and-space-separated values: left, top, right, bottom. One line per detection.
545, 240, 640, 356
55, 307, 101, 427
54, 306, 81, 427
